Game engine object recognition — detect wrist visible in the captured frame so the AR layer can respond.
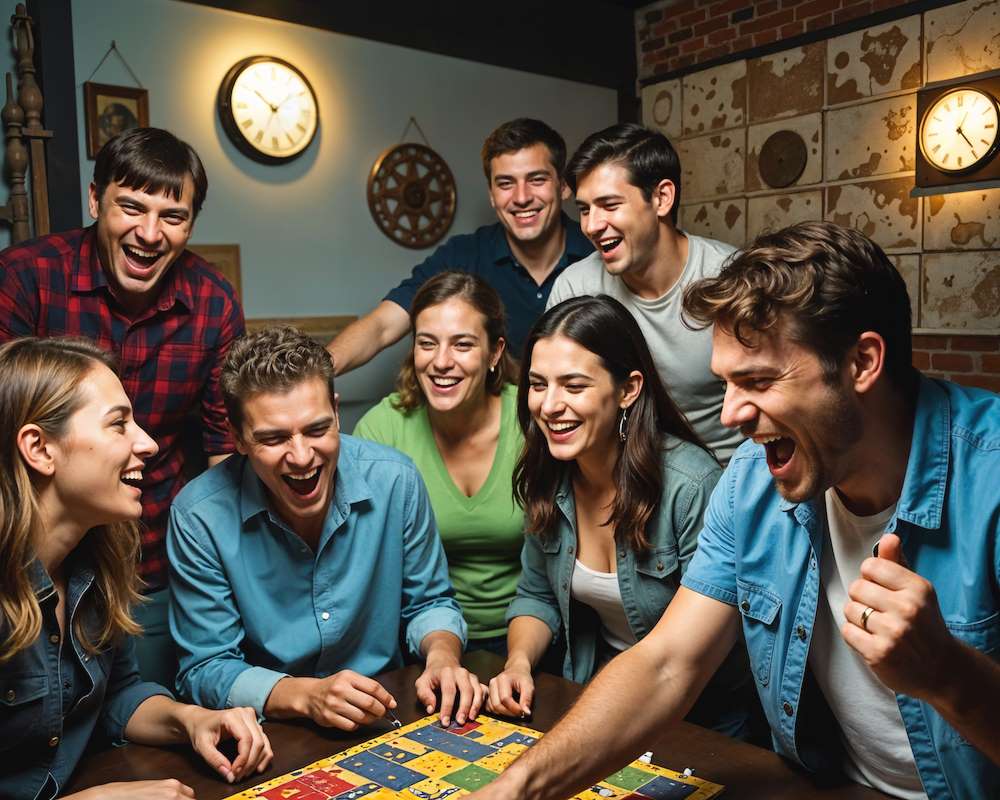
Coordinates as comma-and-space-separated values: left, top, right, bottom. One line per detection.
504, 653, 533, 674
173, 702, 206, 742
266, 676, 312, 719
925, 637, 973, 711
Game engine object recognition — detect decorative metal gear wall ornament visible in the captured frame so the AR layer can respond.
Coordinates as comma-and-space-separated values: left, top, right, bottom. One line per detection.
367, 120, 456, 249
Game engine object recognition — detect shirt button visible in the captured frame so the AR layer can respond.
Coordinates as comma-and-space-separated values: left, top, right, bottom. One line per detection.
796, 625, 807, 641
536, 292, 543, 299
49, 634, 60, 644
783, 701, 794, 717
4, 689, 14, 702
740, 600, 750, 613
567, 546, 574, 554
321, 611, 330, 621
562, 582, 568, 591
48, 736, 60, 747
618, 551, 625, 559
656, 561, 664, 571
82, 655, 90, 662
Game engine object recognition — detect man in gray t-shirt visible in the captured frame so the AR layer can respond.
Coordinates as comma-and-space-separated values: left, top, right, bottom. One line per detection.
548, 123, 743, 463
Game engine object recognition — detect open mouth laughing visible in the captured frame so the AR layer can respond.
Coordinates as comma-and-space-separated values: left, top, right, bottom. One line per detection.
755, 433, 796, 474
282, 466, 322, 497
122, 244, 164, 271
121, 468, 143, 489
545, 419, 582, 442
510, 209, 542, 224
598, 236, 623, 257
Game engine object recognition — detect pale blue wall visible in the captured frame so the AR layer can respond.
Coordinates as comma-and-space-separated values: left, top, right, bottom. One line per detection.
70, 0, 616, 423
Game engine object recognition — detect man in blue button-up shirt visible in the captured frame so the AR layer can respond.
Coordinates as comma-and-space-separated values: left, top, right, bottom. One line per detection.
168, 326, 480, 732
328, 118, 593, 373
469, 222, 999, 800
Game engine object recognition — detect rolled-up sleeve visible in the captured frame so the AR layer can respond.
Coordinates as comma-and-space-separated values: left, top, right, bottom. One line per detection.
680, 462, 738, 606
167, 504, 284, 715
506, 534, 561, 638
98, 635, 172, 744
400, 467, 467, 656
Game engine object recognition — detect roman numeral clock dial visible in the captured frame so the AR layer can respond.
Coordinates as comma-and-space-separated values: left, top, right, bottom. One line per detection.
218, 56, 319, 164
919, 87, 999, 174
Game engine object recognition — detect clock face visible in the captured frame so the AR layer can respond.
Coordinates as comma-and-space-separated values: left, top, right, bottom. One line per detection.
919, 87, 999, 174
219, 56, 318, 163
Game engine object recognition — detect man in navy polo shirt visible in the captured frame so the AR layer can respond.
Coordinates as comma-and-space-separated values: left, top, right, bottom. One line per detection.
328, 118, 593, 372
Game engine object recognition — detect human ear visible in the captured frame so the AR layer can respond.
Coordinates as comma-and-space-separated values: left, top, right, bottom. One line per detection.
491, 338, 507, 370
87, 183, 101, 221
560, 180, 571, 201
16, 424, 56, 477
652, 179, 677, 221
851, 332, 886, 394
620, 370, 645, 409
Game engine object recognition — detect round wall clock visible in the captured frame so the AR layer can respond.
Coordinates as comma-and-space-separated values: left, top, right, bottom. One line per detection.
758, 130, 807, 189
367, 143, 457, 249
217, 55, 318, 164
919, 87, 999, 174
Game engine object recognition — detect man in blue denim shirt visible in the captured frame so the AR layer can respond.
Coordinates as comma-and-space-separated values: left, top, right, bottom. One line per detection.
468, 222, 999, 800
168, 327, 482, 732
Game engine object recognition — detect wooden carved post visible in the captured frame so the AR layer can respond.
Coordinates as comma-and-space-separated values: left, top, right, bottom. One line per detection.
11, 2, 51, 237
2, 70, 30, 244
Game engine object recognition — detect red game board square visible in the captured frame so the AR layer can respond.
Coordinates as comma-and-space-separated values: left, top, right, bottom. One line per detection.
299, 767, 355, 794
260, 777, 328, 800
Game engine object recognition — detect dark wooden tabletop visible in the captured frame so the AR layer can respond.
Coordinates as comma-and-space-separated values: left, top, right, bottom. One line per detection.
66, 651, 888, 799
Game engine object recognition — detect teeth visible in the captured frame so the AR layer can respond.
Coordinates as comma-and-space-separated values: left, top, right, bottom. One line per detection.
512, 210, 539, 218
754, 435, 783, 444
124, 245, 160, 259
121, 470, 142, 481
600, 237, 623, 253
430, 376, 460, 386
287, 467, 319, 481
548, 421, 579, 431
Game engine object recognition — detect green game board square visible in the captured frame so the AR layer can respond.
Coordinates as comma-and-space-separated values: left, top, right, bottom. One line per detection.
443, 763, 499, 790
605, 765, 656, 791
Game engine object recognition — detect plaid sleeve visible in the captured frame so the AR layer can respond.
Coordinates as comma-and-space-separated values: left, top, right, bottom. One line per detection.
201, 291, 245, 455
0, 254, 38, 340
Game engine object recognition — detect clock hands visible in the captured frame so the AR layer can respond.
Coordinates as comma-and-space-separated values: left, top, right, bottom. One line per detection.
253, 89, 278, 113
955, 113, 978, 156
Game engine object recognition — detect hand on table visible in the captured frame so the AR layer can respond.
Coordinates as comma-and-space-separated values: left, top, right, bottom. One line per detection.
841, 533, 955, 699
486, 661, 534, 718
300, 670, 398, 731
415, 656, 484, 727
66, 778, 196, 799
182, 705, 272, 783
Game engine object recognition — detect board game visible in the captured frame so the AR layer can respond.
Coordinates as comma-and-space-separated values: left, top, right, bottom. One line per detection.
223, 714, 723, 799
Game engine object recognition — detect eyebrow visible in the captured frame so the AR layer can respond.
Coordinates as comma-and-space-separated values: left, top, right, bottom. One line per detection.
493, 170, 552, 182
251, 416, 335, 439
528, 371, 593, 382
719, 365, 780, 380
116, 194, 191, 219
103, 404, 131, 418
415, 330, 480, 339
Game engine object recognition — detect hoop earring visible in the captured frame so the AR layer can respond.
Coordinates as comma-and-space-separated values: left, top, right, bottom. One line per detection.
618, 406, 629, 443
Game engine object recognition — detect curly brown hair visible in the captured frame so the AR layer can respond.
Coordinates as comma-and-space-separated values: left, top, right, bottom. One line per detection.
221, 326, 337, 435
682, 221, 918, 395
394, 271, 517, 412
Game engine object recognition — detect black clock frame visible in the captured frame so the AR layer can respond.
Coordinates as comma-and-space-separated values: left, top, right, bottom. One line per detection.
217, 55, 319, 165
915, 72, 1000, 193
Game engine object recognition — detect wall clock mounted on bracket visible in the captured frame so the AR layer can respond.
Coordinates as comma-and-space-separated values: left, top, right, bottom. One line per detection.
913, 71, 1000, 196
367, 143, 457, 249
218, 55, 318, 164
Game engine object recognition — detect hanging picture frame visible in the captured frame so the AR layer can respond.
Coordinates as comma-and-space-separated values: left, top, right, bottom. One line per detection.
83, 81, 149, 159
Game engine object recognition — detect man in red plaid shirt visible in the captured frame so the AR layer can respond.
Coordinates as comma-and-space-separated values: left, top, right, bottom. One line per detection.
0, 128, 244, 686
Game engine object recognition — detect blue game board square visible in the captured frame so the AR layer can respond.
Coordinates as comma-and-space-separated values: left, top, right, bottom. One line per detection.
332, 783, 380, 799
333, 751, 424, 790
490, 732, 538, 748
633, 775, 698, 799
405, 726, 496, 760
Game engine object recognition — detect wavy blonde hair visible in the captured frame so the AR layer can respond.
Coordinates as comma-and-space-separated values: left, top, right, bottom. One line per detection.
0, 337, 142, 663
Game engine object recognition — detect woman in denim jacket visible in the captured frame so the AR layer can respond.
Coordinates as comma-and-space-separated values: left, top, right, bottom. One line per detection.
0, 338, 272, 800
486, 296, 756, 738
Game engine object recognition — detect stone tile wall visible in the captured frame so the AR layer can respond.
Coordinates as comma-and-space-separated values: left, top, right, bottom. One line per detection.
638, 0, 1000, 390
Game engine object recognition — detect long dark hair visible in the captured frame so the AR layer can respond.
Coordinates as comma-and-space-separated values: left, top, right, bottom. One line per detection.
513, 295, 706, 552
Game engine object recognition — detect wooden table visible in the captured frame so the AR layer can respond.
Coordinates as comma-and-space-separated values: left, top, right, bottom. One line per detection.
67, 651, 887, 799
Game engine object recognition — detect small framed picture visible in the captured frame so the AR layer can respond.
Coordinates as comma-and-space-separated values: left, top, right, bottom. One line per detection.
83, 81, 149, 159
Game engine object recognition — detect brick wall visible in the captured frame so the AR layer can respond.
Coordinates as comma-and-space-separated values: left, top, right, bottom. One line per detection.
639, 0, 918, 80
913, 334, 1000, 394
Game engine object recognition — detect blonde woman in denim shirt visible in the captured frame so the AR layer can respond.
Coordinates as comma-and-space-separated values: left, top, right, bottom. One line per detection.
486, 296, 755, 738
0, 338, 271, 800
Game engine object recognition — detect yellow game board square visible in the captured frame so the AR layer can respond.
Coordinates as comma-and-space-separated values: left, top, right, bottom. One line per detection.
406, 749, 466, 777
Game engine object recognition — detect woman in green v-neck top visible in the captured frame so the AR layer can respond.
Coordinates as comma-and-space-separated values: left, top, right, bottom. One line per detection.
354, 273, 524, 654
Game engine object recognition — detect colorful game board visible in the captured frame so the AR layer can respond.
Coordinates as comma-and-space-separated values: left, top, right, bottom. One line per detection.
223, 714, 723, 799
